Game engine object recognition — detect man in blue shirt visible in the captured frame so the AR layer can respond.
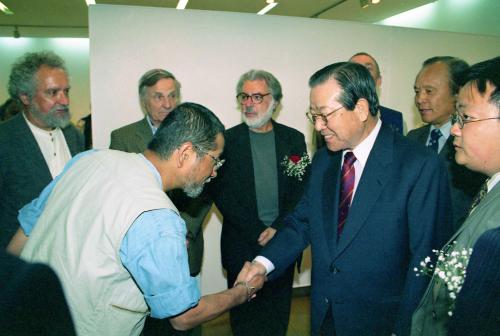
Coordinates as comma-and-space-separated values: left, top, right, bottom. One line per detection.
8, 103, 264, 336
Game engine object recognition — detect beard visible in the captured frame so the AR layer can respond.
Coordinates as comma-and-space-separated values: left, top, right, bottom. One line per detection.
30, 103, 71, 129
242, 101, 274, 129
183, 181, 205, 198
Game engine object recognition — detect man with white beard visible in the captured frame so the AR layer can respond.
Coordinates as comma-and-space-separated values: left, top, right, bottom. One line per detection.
206, 70, 310, 335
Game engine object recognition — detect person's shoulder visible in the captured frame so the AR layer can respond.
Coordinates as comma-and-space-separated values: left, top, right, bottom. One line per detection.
224, 122, 246, 137
380, 105, 403, 117
406, 124, 429, 138
111, 118, 147, 136
273, 121, 304, 137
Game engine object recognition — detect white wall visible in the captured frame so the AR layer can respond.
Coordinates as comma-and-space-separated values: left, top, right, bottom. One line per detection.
0, 38, 90, 124
88, 5, 500, 295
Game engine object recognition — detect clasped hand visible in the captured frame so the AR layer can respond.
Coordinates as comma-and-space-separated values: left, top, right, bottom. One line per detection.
234, 261, 267, 301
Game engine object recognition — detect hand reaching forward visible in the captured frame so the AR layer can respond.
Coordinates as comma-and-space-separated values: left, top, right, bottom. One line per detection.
258, 227, 276, 246
234, 261, 267, 301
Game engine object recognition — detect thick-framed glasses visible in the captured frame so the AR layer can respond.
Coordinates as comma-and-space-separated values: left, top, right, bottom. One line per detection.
194, 146, 225, 170
236, 92, 271, 104
451, 112, 500, 129
306, 105, 345, 124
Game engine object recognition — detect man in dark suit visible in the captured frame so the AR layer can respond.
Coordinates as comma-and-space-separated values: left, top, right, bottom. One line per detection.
411, 56, 500, 336
207, 69, 309, 335
408, 56, 486, 231
0, 51, 83, 250
350, 52, 404, 134
237, 62, 453, 336
0, 250, 76, 335
448, 228, 500, 336
109, 69, 209, 336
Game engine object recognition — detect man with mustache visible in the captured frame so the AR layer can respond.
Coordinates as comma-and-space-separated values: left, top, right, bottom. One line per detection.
9, 103, 265, 336
408, 56, 485, 231
0, 51, 83, 250
206, 69, 309, 335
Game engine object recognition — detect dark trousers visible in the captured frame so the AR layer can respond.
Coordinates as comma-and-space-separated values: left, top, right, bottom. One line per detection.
226, 264, 295, 336
142, 317, 201, 336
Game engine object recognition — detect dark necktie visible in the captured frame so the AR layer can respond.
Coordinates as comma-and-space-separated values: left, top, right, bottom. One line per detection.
338, 152, 356, 237
427, 128, 442, 152
468, 181, 489, 215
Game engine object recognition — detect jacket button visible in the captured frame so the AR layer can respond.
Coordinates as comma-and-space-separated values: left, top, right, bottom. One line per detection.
329, 264, 340, 274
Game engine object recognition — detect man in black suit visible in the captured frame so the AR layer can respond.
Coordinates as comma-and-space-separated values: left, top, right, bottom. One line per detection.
448, 227, 500, 336
408, 56, 485, 231
0, 51, 83, 250
237, 62, 453, 336
350, 52, 404, 134
207, 69, 309, 336
0, 250, 76, 335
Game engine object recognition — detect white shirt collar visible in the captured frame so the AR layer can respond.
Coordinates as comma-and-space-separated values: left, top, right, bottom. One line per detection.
487, 171, 500, 192
345, 118, 382, 168
146, 115, 158, 135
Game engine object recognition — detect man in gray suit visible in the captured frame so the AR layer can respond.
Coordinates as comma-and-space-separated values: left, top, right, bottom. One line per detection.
0, 51, 83, 249
411, 56, 500, 336
408, 56, 485, 231
109, 69, 209, 336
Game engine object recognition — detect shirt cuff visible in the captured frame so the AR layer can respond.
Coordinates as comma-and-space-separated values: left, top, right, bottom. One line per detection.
253, 256, 275, 275
145, 277, 201, 319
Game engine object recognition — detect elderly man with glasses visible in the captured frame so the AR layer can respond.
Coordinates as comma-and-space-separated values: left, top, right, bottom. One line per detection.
411, 56, 500, 336
206, 69, 309, 336
236, 62, 453, 336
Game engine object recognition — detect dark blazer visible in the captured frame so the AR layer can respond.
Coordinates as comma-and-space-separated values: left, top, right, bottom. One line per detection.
0, 113, 83, 248
110, 116, 210, 276
0, 250, 76, 335
261, 124, 453, 336
448, 226, 500, 336
407, 125, 486, 231
208, 121, 309, 274
380, 105, 403, 135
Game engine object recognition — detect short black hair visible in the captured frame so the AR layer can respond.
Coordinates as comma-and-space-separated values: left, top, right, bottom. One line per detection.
422, 56, 469, 96
459, 56, 500, 110
309, 62, 379, 116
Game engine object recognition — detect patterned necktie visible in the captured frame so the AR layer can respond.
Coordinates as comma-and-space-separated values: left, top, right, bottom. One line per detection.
468, 181, 489, 215
338, 152, 356, 237
427, 128, 442, 152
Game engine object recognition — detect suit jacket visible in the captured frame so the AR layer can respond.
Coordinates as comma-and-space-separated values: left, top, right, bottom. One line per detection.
448, 226, 500, 336
411, 182, 500, 336
261, 124, 453, 336
380, 105, 403, 135
110, 117, 210, 275
0, 250, 76, 335
407, 125, 486, 231
0, 113, 83, 249
208, 121, 309, 274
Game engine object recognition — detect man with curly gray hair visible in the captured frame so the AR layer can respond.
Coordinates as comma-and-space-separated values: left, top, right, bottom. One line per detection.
0, 51, 83, 249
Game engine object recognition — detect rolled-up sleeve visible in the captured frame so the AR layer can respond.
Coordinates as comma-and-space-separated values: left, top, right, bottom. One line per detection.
120, 208, 200, 319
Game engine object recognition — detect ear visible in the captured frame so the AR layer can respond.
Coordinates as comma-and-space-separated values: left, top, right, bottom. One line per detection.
19, 94, 30, 106
176, 142, 193, 168
376, 76, 382, 89
354, 98, 370, 122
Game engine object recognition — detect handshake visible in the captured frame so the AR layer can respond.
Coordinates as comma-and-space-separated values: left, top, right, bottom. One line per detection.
233, 260, 268, 302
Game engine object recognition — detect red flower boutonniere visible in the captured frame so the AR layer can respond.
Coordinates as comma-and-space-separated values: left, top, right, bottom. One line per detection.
281, 153, 311, 181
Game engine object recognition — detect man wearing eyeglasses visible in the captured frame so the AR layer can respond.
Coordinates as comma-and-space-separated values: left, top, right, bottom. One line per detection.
9, 103, 265, 336
236, 62, 453, 336
109, 69, 210, 336
206, 69, 309, 336
408, 57, 485, 232
411, 56, 500, 336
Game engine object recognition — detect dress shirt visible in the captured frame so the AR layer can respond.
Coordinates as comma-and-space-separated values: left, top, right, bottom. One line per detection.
146, 115, 158, 135
427, 120, 452, 154
18, 150, 199, 318
255, 119, 382, 275
24, 113, 71, 178
487, 171, 500, 192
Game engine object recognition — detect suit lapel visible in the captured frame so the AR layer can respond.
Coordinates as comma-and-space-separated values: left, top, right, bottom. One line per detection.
413, 124, 430, 145
15, 114, 52, 182
136, 117, 154, 150
335, 125, 394, 258
322, 150, 342, 255
439, 135, 455, 161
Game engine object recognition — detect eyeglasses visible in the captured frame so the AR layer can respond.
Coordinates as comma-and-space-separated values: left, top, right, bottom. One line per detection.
451, 112, 500, 129
236, 93, 271, 104
194, 146, 225, 171
306, 105, 345, 124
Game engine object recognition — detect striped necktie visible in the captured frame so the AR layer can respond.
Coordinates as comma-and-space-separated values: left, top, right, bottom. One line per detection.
427, 128, 442, 152
338, 152, 356, 237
